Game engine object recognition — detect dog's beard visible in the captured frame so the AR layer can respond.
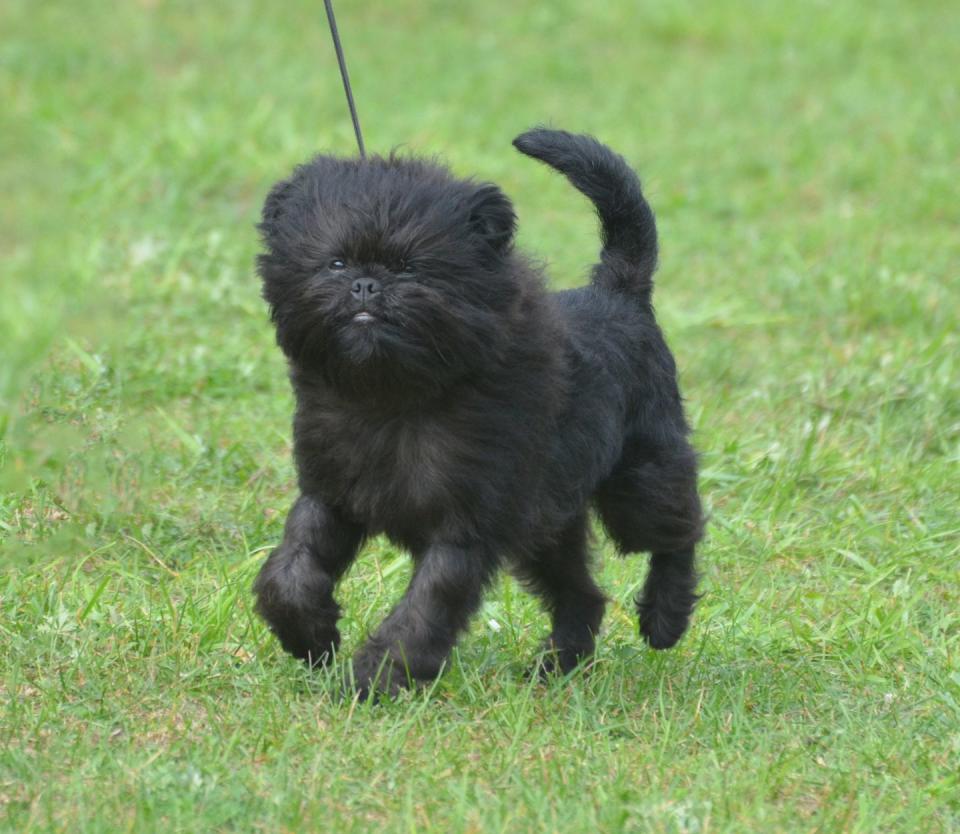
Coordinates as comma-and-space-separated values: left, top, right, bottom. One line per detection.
281, 275, 507, 399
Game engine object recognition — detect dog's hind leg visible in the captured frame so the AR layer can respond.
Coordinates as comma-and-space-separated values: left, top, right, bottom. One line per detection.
594, 438, 703, 650
253, 494, 364, 665
516, 513, 607, 675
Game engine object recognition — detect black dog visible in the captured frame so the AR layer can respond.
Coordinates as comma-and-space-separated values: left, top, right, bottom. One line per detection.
253, 128, 704, 698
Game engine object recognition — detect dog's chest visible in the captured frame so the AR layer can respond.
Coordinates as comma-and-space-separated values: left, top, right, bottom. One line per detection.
296, 406, 466, 534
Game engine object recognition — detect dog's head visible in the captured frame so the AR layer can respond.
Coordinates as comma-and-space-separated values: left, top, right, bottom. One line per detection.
258, 153, 520, 397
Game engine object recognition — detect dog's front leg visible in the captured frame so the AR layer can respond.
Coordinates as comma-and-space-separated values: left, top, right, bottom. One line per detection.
253, 494, 364, 665
351, 542, 496, 699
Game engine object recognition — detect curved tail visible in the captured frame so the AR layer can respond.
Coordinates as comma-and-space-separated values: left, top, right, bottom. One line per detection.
513, 127, 658, 301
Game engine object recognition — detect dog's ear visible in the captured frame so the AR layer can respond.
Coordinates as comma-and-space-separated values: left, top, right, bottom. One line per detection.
262, 177, 296, 226
467, 184, 516, 253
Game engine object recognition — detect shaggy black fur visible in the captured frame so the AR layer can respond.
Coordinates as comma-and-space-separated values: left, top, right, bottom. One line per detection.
253, 128, 704, 698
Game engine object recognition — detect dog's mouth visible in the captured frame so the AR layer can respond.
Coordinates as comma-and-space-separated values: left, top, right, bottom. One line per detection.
352, 311, 377, 324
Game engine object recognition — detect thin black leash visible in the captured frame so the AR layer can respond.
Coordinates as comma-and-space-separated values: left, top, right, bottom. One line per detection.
323, 0, 366, 158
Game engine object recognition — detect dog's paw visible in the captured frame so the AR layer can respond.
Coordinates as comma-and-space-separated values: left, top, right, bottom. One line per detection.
253, 547, 342, 665
349, 646, 411, 701
638, 603, 689, 650
274, 620, 341, 668
532, 636, 595, 680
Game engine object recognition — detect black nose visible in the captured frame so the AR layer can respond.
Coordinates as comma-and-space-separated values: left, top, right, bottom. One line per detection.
351, 277, 381, 303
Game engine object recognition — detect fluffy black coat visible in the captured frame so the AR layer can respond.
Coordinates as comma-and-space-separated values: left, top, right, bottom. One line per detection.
253, 128, 704, 697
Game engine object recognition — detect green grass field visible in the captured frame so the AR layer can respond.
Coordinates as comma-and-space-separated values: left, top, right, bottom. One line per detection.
2, 1, 958, 831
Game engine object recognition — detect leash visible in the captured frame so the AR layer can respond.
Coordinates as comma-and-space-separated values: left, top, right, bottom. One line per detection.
323, 0, 366, 158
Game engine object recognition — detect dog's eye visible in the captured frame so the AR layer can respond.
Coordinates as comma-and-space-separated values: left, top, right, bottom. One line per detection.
329, 259, 346, 271
397, 259, 415, 278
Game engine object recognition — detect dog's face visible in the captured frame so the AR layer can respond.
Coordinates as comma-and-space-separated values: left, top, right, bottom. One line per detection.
258, 155, 520, 397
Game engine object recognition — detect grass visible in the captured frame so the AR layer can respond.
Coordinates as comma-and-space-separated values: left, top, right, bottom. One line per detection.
2, 0, 959, 830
